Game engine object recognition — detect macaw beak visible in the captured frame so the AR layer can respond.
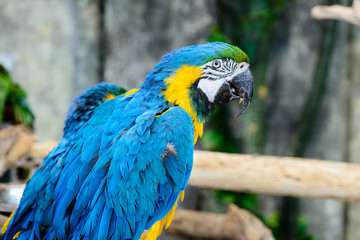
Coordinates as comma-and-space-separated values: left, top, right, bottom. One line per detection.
213, 68, 254, 117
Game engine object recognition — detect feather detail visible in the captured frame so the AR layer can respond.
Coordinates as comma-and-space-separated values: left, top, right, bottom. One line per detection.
180, 191, 185, 201
143, 191, 185, 240
2, 210, 15, 234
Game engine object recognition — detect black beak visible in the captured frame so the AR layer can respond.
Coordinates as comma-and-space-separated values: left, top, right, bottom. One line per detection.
213, 68, 254, 117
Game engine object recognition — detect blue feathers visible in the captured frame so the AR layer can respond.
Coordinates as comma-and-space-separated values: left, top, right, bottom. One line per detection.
52, 91, 193, 239
3, 42, 244, 240
8, 83, 194, 240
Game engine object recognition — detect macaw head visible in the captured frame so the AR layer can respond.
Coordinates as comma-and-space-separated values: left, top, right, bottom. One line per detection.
143, 42, 254, 123
63, 82, 126, 139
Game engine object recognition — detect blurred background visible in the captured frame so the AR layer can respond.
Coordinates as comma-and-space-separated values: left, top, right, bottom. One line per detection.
0, 0, 359, 240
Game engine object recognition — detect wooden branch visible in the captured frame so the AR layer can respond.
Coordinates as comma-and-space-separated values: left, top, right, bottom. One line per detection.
11, 142, 360, 202
0, 125, 37, 176
311, 0, 360, 27
28, 140, 58, 159
190, 150, 360, 202
16, 140, 58, 168
166, 204, 274, 240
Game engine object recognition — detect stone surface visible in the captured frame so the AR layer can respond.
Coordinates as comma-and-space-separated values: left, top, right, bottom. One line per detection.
345, 26, 360, 240
0, 0, 101, 141
0, 0, 215, 142
104, 0, 215, 89
263, 0, 325, 156
300, 18, 349, 240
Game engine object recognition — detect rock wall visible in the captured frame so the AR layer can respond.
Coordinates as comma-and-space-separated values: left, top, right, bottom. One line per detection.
105, 0, 215, 89
0, 0, 100, 140
0, 0, 215, 141
345, 25, 360, 240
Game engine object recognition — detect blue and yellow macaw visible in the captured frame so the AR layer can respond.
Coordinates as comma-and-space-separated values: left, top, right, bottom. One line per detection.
3, 42, 253, 240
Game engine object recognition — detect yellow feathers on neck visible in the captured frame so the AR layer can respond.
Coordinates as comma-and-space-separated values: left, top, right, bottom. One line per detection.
163, 65, 204, 143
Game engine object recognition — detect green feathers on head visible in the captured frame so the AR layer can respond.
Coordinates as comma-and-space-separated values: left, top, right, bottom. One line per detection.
214, 43, 250, 63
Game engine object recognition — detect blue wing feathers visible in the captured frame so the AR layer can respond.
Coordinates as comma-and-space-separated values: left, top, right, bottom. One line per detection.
98, 202, 112, 239
163, 154, 185, 186
5, 85, 194, 240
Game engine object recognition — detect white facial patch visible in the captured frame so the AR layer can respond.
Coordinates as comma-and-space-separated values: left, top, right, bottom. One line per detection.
197, 59, 249, 103
198, 78, 226, 103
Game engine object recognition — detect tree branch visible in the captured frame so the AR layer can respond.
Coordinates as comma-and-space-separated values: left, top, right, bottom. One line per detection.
0, 125, 37, 176
311, 0, 360, 27
6, 141, 360, 202
190, 150, 360, 202
166, 204, 274, 240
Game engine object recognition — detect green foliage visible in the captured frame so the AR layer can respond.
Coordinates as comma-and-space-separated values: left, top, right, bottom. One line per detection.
0, 65, 34, 128
214, 190, 258, 211
265, 213, 321, 240
294, 216, 321, 240
208, 26, 231, 43
264, 211, 281, 230
201, 106, 238, 153
0, 65, 11, 123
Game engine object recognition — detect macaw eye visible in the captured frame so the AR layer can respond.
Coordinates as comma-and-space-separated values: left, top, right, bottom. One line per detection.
212, 60, 221, 69
239, 62, 247, 70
